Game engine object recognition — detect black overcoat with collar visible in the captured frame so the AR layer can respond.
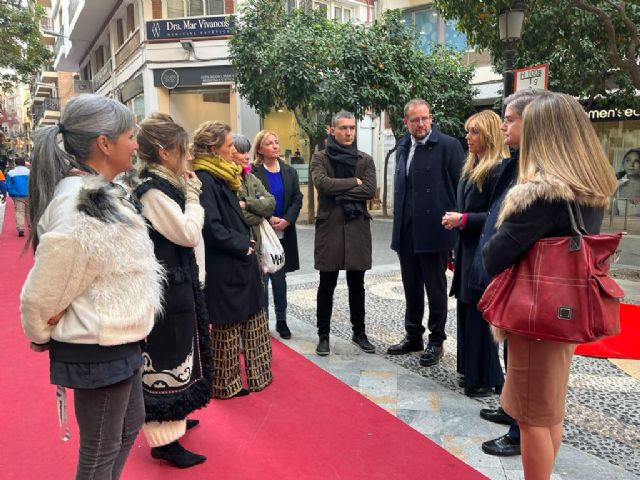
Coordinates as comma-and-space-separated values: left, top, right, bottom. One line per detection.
391, 124, 465, 253
196, 170, 263, 325
449, 163, 502, 305
253, 160, 303, 273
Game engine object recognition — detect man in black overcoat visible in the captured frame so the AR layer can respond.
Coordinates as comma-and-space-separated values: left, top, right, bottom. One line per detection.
388, 99, 464, 367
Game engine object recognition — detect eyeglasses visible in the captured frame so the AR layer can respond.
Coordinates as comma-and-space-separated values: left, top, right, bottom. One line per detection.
408, 115, 433, 125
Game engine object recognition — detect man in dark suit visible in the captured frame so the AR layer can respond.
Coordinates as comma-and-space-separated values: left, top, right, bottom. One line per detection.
388, 99, 465, 367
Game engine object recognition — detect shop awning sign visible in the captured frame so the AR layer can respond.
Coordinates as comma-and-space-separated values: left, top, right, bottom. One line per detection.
147, 15, 234, 41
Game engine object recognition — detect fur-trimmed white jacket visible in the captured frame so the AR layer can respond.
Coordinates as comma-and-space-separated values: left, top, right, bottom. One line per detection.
20, 176, 164, 346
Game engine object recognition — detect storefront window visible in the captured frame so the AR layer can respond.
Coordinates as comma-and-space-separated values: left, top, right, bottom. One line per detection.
592, 116, 640, 231
127, 93, 145, 124
404, 7, 468, 53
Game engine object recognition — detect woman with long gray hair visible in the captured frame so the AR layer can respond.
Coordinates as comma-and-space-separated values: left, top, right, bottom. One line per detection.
20, 94, 164, 479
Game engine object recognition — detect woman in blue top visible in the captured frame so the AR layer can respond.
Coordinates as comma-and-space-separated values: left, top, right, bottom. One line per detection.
252, 131, 303, 339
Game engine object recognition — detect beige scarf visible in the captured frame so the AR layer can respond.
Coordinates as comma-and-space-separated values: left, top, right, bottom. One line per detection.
146, 164, 187, 194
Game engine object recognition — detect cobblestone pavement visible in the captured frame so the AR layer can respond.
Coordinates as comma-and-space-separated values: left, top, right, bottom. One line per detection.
277, 265, 640, 479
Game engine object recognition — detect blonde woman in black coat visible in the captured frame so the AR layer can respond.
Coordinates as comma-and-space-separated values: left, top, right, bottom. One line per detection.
252, 130, 303, 339
483, 93, 616, 480
443, 110, 509, 397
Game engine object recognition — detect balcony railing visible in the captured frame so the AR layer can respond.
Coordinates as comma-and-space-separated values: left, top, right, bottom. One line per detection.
115, 29, 141, 69
43, 97, 61, 112
39, 16, 53, 31
92, 61, 113, 91
32, 106, 44, 125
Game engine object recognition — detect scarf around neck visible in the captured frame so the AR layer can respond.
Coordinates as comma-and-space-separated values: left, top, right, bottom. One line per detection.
324, 135, 365, 222
325, 135, 359, 179
146, 164, 187, 194
192, 154, 242, 192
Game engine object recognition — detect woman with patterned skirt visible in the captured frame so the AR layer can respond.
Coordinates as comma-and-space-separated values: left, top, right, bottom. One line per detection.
134, 113, 213, 468
192, 120, 272, 399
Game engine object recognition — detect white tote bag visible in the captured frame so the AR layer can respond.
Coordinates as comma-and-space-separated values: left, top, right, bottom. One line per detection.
259, 218, 286, 274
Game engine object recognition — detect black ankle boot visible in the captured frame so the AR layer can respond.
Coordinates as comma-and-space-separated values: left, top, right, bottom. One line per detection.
151, 441, 206, 468
276, 321, 292, 339
316, 335, 330, 356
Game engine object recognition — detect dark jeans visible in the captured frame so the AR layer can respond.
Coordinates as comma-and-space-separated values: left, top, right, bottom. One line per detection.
398, 232, 449, 347
74, 370, 144, 480
317, 270, 365, 336
263, 269, 288, 322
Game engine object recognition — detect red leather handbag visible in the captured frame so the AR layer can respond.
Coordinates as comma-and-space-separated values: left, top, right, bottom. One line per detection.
478, 202, 624, 344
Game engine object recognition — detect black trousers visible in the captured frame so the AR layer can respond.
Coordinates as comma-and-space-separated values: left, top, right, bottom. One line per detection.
317, 270, 365, 336
398, 232, 449, 347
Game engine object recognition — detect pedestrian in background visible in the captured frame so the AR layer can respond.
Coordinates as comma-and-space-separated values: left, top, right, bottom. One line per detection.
6, 157, 30, 236
232, 133, 276, 268
0, 169, 6, 203
442, 110, 508, 397
253, 130, 303, 339
21, 94, 164, 479
388, 98, 465, 367
193, 121, 272, 399
134, 113, 213, 468
310, 111, 377, 356
483, 92, 616, 480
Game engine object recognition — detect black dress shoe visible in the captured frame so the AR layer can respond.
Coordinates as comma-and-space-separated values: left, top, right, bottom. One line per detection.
151, 441, 207, 468
276, 321, 292, 339
386, 338, 423, 355
419, 345, 443, 366
352, 333, 375, 353
464, 387, 493, 398
316, 335, 330, 356
480, 407, 514, 425
481, 434, 521, 457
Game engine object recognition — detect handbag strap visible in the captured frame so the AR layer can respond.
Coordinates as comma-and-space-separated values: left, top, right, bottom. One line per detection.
566, 201, 588, 236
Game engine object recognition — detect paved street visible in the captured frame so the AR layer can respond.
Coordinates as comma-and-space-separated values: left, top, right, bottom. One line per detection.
280, 218, 640, 479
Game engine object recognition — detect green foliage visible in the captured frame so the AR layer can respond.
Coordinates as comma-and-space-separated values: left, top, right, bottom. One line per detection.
230, 1, 476, 142
434, 0, 640, 108
0, 1, 52, 93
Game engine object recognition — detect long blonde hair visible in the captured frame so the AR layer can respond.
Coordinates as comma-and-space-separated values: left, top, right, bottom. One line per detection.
461, 110, 509, 191
252, 130, 278, 165
519, 93, 616, 206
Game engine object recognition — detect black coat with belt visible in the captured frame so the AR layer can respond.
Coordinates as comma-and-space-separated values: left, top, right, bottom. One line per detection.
253, 160, 303, 273
196, 170, 263, 325
391, 125, 465, 253
450, 164, 502, 305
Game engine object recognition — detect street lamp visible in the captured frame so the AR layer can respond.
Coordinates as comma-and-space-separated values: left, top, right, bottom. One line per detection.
498, 1, 526, 112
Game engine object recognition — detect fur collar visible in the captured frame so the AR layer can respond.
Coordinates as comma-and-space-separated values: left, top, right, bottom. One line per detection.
497, 173, 577, 227
77, 176, 138, 224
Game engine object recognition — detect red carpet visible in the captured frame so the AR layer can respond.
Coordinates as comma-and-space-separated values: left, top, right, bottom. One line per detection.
575, 303, 640, 359
0, 200, 485, 480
